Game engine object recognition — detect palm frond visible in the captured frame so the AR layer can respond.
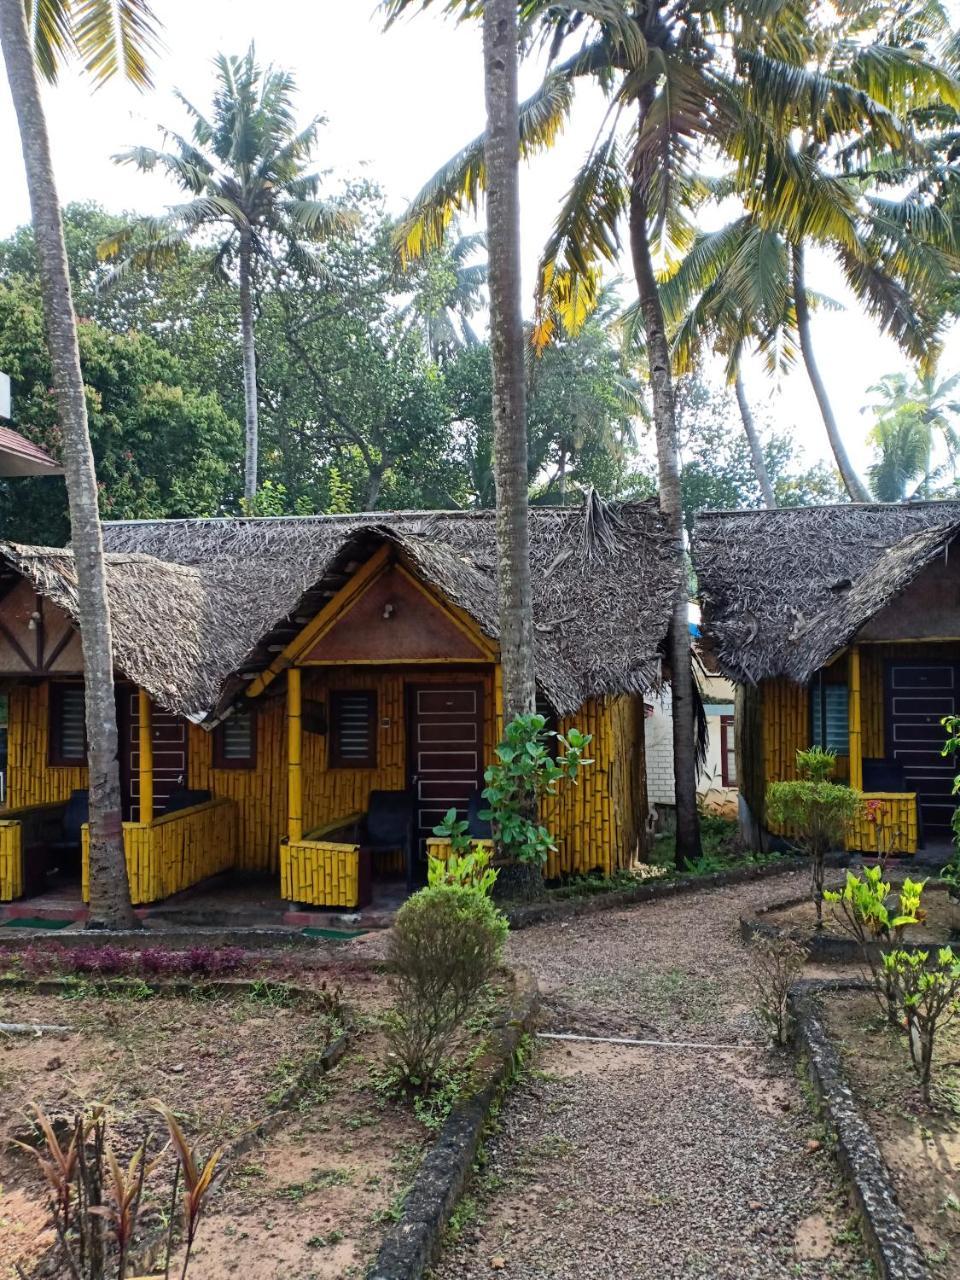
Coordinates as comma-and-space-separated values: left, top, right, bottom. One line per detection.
71, 0, 163, 89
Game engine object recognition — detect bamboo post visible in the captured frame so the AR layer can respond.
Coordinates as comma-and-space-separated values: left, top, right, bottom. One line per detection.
849, 647, 863, 792
138, 688, 153, 825
288, 666, 303, 845
494, 663, 504, 741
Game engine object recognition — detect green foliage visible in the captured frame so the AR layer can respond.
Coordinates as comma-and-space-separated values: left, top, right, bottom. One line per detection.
480, 714, 592, 867
427, 819, 498, 897
881, 947, 960, 1102
941, 714, 960, 868
767, 747, 861, 925
385, 883, 507, 1089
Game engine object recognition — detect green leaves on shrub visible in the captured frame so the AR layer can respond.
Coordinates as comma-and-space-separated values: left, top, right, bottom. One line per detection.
385, 883, 508, 1089
881, 946, 960, 1103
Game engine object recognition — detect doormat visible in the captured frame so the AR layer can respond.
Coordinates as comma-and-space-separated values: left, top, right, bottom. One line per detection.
301, 926, 369, 941
1, 916, 73, 930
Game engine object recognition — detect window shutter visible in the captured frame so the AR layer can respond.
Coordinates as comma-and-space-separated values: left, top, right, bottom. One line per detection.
810, 684, 849, 755
331, 691, 377, 767
214, 708, 256, 768
52, 685, 86, 763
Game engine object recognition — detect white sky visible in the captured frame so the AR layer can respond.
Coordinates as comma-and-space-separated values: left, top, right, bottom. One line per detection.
1, 0, 958, 479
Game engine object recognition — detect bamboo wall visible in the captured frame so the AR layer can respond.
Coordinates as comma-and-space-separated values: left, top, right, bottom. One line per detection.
81, 797, 238, 905
0, 821, 21, 900
281, 838, 360, 905
6, 683, 88, 808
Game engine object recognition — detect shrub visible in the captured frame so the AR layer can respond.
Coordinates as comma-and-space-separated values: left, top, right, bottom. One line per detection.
766, 746, 862, 927
385, 883, 508, 1089
747, 935, 806, 1046
824, 867, 925, 1024
882, 946, 960, 1103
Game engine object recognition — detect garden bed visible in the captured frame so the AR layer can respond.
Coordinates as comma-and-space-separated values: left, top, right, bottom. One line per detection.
0, 969, 442, 1279
819, 986, 960, 1278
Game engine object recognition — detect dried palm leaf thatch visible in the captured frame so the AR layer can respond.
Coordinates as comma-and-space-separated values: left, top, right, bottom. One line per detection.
693, 501, 960, 685
0, 497, 679, 723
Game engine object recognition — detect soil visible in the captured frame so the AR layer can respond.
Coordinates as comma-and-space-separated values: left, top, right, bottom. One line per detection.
822, 989, 960, 1279
764, 882, 960, 944
0, 970, 432, 1280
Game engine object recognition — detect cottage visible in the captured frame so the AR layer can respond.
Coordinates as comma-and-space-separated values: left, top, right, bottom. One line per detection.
0, 497, 676, 910
694, 500, 960, 855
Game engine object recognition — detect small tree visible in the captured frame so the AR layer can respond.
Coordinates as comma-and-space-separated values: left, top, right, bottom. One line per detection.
766, 747, 861, 927
747, 935, 806, 1047
478, 713, 592, 899
882, 946, 960, 1104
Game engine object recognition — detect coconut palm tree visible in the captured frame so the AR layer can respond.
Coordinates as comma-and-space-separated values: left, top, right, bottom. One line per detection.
100, 46, 356, 502
0, 0, 161, 930
400, 222, 488, 363
867, 419, 933, 501
864, 370, 960, 498
383, 0, 958, 864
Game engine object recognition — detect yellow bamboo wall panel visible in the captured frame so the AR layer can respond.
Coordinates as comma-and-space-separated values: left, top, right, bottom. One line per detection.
0, 821, 22, 899
6, 684, 87, 809
280, 838, 360, 906
846, 793, 919, 855
81, 798, 238, 905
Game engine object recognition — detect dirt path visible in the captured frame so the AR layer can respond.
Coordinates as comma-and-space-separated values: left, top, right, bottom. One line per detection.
432, 867, 873, 1280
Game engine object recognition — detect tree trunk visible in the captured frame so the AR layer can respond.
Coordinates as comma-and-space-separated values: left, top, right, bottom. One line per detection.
0, 0, 137, 929
364, 465, 384, 510
483, 0, 536, 725
239, 232, 260, 504
792, 243, 870, 502
629, 151, 701, 866
734, 370, 777, 508
735, 682, 765, 851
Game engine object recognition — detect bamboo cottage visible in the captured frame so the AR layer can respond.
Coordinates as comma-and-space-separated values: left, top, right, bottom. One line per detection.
0, 498, 676, 910
693, 501, 960, 855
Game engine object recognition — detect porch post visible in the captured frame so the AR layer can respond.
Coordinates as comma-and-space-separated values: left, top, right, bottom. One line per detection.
494, 664, 504, 741
849, 646, 863, 792
138, 688, 153, 824
287, 666, 303, 845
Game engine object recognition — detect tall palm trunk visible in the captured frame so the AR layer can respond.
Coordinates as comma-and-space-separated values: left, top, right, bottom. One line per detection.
792, 243, 870, 502
0, 0, 137, 929
239, 230, 260, 503
630, 126, 701, 867
483, 0, 536, 723
734, 370, 777, 508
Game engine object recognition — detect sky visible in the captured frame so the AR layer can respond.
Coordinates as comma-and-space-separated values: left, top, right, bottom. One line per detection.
0, 0, 957, 481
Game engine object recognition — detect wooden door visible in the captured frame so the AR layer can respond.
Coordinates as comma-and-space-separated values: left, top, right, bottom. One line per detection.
119, 689, 189, 822
885, 661, 958, 838
408, 683, 484, 854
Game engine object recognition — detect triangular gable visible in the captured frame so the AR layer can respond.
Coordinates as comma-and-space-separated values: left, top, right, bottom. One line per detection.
304, 563, 490, 662
0, 578, 83, 674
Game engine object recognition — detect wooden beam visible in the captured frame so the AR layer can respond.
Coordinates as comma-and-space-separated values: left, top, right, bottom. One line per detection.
138, 687, 154, 825
849, 646, 863, 792
287, 667, 303, 846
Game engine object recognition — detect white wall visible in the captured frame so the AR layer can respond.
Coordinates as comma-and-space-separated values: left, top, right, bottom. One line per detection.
645, 684, 737, 810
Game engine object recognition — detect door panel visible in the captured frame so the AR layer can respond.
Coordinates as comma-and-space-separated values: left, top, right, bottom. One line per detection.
120, 690, 189, 822
408, 683, 484, 855
886, 661, 959, 837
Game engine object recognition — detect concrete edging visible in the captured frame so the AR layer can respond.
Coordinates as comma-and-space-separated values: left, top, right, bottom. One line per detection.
789, 979, 930, 1280
367, 966, 541, 1280
506, 856, 812, 930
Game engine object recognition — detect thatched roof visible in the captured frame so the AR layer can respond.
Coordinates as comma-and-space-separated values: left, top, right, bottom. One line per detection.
693, 501, 960, 684
0, 497, 679, 721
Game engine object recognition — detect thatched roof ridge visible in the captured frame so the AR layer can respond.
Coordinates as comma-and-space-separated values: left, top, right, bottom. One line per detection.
693, 501, 960, 684
2, 498, 678, 721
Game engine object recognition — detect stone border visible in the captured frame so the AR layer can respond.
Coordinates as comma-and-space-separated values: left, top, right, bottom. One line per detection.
789, 979, 930, 1280
367, 967, 540, 1280
742, 881, 957, 964
506, 855, 815, 930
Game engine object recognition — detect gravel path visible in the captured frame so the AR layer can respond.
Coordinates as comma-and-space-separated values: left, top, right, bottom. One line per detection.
431, 868, 872, 1280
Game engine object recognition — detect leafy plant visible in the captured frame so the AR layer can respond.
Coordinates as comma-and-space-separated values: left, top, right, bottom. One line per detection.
881, 947, 960, 1103
941, 715, 960, 899
940, 851, 960, 903
766, 747, 862, 926
825, 867, 926, 1024
384, 883, 507, 1089
14, 1100, 220, 1279
429, 813, 498, 896
480, 713, 592, 868
748, 935, 806, 1047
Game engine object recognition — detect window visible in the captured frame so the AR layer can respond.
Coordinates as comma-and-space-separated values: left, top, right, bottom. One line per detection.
810, 682, 849, 754
720, 715, 737, 787
330, 690, 377, 768
213, 707, 256, 769
50, 683, 87, 764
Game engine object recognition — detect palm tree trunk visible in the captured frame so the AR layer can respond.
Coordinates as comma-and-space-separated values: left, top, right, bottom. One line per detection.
734, 371, 777, 508
483, 0, 536, 724
630, 159, 701, 867
792, 243, 870, 502
0, 0, 137, 929
239, 231, 259, 503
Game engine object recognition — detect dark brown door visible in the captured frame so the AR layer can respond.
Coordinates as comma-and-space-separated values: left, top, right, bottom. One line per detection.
408, 683, 484, 854
885, 661, 958, 838
119, 689, 189, 821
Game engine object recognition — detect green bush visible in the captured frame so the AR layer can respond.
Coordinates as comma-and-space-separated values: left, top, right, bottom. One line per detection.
385, 883, 508, 1089
766, 747, 862, 926
881, 946, 960, 1103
